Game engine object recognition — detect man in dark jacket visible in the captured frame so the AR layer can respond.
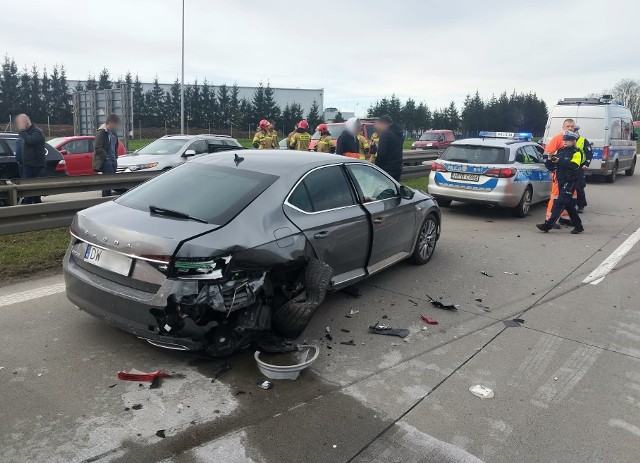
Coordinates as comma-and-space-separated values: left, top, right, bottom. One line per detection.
93, 114, 120, 196
336, 117, 361, 157
15, 114, 46, 204
374, 115, 404, 181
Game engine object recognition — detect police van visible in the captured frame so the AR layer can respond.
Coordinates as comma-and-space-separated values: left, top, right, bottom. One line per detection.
543, 97, 638, 183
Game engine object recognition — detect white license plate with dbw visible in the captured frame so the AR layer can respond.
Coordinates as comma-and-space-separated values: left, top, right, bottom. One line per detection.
84, 245, 133, 276
451, 173, 480, 182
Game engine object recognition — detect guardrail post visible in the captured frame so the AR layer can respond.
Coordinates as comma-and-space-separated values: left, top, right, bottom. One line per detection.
9, 188, 18, 206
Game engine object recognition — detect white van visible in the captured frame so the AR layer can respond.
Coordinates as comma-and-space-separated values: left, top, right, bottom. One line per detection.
543, 97, 638, 183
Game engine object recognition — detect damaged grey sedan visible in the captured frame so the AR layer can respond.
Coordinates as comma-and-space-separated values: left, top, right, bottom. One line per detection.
64, 151, 441, 356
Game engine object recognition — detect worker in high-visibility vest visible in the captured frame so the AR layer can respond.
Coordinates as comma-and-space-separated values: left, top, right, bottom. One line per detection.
573, 125, 593, 213
357, 129, 370, 160
253, 119, 274, 149
288, 120, 312, 151
544, 118, 576, 226
314, 123, 335, 153
370, 130, 380, 163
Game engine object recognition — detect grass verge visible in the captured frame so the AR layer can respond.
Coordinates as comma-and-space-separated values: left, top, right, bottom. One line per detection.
0, 228, 69, 280
401, 175, 429, 191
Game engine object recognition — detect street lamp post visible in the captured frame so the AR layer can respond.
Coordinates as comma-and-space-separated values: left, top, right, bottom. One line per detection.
180, 0, 185, 135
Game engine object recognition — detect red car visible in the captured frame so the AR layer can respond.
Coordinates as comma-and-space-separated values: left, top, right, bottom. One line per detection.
309, 122, 376, 151
48, 136, 126, 176
411, 130, 455, 150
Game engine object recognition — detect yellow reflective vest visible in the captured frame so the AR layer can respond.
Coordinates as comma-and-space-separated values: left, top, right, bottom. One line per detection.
357, 134, 370, 159
289, 132, 311, 151
253, 130, 273, 149
316, 134, 334, 153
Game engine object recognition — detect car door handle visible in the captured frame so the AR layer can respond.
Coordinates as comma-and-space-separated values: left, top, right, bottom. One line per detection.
313, 231, 329, 239
373, 217, 385, 224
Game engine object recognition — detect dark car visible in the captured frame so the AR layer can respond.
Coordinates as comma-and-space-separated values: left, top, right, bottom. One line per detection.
0, 132, 67, 179
64, 151, 441, 356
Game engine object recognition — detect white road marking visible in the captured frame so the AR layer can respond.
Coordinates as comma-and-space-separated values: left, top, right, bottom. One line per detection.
0, 283, 66, 308
582, 227, 640, 285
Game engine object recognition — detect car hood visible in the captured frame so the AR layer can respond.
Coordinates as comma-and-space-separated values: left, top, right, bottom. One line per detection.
118, 153, 177, 166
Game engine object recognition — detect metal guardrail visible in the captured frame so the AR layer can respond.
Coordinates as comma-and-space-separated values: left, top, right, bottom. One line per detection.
0, 153, 438, 236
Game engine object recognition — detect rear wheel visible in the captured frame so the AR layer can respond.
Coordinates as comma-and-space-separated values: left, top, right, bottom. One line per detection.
625, 157, 636, 176
513, 186, 533, 218
411, 214, 439, 265
605, 161, 618, 183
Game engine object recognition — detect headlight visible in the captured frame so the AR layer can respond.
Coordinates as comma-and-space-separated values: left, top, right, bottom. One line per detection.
129, 162, 158, 171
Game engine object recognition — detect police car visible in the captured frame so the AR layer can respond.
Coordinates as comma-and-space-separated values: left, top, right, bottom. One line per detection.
427, 132, 551, 217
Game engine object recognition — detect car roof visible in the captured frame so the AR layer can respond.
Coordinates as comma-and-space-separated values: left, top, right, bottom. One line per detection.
452, 138, 535, 148
162, 134, 236, 141
192, 150, 359, 176
0, 132, 18, 138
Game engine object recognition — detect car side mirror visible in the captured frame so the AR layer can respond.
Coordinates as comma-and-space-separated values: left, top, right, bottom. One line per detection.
183, 149, 196, 157
400, 185, 415, 199
59, 149, 68, 155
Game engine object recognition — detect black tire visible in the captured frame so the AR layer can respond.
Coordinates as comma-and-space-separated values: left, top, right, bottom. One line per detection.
272, 259, 333, 339
435, 198, 452, 207
513, 186, 533, 218
605, 161, 618, 183
625, 157, 636, 176
411, 214, 439, 265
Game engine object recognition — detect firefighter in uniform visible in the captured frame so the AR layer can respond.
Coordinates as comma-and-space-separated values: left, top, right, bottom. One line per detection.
268, 120, 279, 149
288, 120, 312, 151
536, 131, 584, 234
357, 129, 370, 160
253, 119, 275, 149
370, 130, 380, 163
573, 125, 592, 213
314, 123, 335, 153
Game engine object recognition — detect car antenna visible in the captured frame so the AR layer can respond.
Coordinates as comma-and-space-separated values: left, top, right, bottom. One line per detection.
234, 153, 244, 166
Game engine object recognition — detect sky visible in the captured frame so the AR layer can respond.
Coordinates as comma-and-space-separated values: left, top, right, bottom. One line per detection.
1, 0, 638, 116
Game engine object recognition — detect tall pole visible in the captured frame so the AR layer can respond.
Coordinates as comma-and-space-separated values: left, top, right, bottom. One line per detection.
180, 0, 185, 135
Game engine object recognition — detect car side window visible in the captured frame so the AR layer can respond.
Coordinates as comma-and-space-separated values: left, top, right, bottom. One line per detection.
66, 139, 90, 154
289, 166, 355, 212
190, 139, 208, 154
523, 145, 540, 163
346, 164, 398, 203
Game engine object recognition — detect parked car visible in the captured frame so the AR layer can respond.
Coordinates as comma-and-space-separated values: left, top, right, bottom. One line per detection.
64, 150, 441, 356
0, 132, 67, 180
412, 130, 455, 150
48, 136, 126, 176
428, 132, 551, 217
309, 121, 376, 151
543, 96, 637, 183
117, 134, 243, 172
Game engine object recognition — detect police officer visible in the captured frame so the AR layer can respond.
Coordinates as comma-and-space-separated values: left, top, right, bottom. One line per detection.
357, 129, 370, 160
253, 119, 275, 149
536, 131, 584, 234
314, 123, 335, 153
288, 120, 311, 151
573, 125, 593, 213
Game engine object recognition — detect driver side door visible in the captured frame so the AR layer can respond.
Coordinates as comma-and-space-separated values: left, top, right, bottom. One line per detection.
346, 163, 417, 274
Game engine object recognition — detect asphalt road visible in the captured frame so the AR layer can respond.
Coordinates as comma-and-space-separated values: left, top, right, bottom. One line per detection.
2, 173, 640, 462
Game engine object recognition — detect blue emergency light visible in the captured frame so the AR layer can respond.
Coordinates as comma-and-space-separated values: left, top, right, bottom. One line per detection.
479, 131, 533, 141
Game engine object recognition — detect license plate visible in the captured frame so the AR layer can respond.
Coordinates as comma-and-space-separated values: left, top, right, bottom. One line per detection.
451, 173, 480, 182
84, 245, 133, 276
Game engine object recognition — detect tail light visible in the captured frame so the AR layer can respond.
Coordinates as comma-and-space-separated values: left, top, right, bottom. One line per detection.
140, 255, 172, 275
484, 168, 517, 178
55, 160, 67, 172
602, 146, 610, 161
431, 162, 447, 172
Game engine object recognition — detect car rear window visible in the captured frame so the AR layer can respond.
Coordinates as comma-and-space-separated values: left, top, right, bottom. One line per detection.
116, 163, 278, 225
441, 145, 508, 164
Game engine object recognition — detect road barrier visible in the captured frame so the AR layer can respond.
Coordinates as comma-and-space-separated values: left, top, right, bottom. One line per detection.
0, 152, 439, 236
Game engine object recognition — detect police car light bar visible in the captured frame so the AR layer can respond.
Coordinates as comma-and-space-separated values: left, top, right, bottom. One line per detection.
479, 131, 533, 141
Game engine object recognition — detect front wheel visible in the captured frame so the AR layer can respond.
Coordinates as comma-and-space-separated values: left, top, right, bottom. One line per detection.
605, 161, 618, 183
513, 186, 532, 218
626, 157, 636, 176
411, 214, 439, 265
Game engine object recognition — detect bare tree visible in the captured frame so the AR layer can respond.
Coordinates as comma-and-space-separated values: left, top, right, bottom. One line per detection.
612, 79, 640, 119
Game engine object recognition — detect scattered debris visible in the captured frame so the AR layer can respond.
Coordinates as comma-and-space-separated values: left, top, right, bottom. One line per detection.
156, 430, 166, 439
340, 340, 356, 346
254, 345, 320, 380
475, 298, 483, 302
131, 404, 143, 410
325, 327, 333, 341
427, 294, 457, 311
257, 379, 273, 390
422, 326, 429, 331
107, 383, 117, 389
469, 384, 494, 399
502, 320, 520, 328
340, 329, 351, 333
124, 407, 130, 411
117, 369, 172, 383
332, 445, 337, 449
513, 318, 525, 324
420, 314, 439, 325
349, 309, 359, 315
481, 271, 493, 277
37, 373, 43, 377
342, 286, 362, 298
554, 377, 558, 381
368, 323, 409, 338
235, 390, 246, 396
408, 299, 419, 306
382, 315, 388, 319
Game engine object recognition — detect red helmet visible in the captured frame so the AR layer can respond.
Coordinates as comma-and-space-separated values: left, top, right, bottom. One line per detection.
317, 123, 328, 133
259, 119, 269, 130
298, 120, 309, 130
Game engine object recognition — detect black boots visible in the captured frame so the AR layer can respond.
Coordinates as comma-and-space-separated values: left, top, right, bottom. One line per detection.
536, 223, 551, 232
571, 225, 585, 234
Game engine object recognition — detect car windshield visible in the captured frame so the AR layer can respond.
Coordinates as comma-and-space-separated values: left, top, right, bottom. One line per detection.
312, 125, 346, 140
48, 137, 67, 147
441, 145, 508, 164
419, 133, 440, 141
116, 163, 278, 225
137, 138, 188, 155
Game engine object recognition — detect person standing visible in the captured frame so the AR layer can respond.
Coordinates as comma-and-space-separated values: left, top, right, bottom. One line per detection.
357, 128, 370, 160
268, 119, 279, 149
287, 120, 311, 151
15, 114, 46, 204
314, 124, 335, 153
252, 119, 275, 149
544, 118, 576, 226
336, 117, 360, 158
573, 125, 592, 213
370, 129, 380, 163
374, 115, 404, 181
92, 114, 120, 197
536, 131, 584, 234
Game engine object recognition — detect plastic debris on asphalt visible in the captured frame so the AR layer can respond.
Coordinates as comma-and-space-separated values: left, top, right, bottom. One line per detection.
254, 345, 320, 380
117, 369, 172, 383
368, 323, 410, 338
156, 430, 166, 438
340, 340, 356, 346
349, 309, 359, 315
426, 294, 457, 311
481, 271, 493, 277
469, 384, 494, 399
257, 379, 273, 390
420, 314, 439, 325
503, 318, 525, 328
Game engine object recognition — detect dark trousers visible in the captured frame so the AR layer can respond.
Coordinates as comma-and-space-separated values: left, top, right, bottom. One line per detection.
576, 169, 587, 209
101, 158, 117, 197
21, 165, 45, 204
546, 181, 582, 228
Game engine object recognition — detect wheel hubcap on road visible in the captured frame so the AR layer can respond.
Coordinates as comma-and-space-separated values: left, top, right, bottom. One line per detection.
419, 219, 437, 260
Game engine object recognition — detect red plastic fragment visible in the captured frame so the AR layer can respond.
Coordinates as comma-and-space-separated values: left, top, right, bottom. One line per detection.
420, 314, 439, 325
117, 369, 172, 382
